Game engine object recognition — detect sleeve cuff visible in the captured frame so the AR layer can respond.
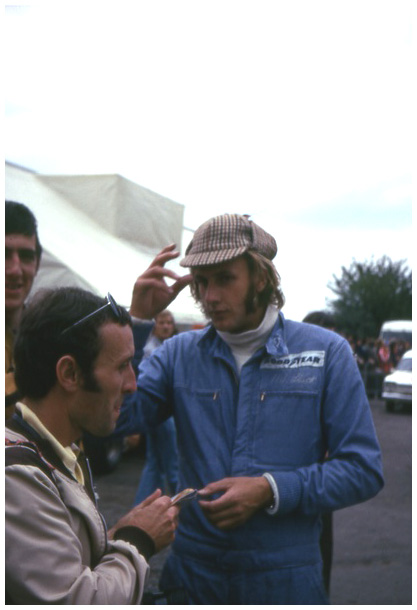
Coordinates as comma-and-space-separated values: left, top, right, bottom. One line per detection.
113, 526, 156, 560
131, 316, 155, 324
262, 472, 280, 515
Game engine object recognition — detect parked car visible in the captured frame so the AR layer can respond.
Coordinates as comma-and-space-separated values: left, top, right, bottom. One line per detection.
382, 350, 412, 412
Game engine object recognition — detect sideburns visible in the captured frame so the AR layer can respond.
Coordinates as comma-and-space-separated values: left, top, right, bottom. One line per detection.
244, 280, 259, 315
80, 369, 101, 393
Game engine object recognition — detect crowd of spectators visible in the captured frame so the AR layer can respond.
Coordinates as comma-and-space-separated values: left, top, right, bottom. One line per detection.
345, 335, 411, 398
302, 311, 411, 399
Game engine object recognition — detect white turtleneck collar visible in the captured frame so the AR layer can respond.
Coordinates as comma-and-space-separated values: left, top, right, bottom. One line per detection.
217, 305, 279, 375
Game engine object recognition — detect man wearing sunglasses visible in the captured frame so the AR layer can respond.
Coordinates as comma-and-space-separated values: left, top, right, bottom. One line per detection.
5, 286, 183, 604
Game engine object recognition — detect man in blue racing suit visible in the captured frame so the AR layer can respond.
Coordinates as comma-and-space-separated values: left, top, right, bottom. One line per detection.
118, 213, 384, 604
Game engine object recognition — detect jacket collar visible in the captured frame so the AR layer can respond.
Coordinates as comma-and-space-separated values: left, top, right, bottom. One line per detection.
197, 311, 290, 359
8, 411, 76, 478
265, 312, 290, 357
7, 411, 96, 504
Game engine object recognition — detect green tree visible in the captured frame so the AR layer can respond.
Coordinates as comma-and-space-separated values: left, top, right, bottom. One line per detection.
327, 256, 412, 338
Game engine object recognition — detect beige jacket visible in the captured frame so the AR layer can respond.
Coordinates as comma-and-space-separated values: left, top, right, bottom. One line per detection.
5, 418, 150, 604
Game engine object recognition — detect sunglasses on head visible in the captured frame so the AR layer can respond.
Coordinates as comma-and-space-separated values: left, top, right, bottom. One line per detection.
60, 292, 121, 336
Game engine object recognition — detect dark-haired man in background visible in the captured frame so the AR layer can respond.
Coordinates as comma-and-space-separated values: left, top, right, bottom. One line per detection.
5, 200, 42, 417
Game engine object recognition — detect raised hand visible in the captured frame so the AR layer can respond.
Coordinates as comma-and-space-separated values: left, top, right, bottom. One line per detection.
130, 244, 192, 320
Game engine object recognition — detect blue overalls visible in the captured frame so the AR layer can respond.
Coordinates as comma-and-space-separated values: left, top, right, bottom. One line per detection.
118, 313, 384, 604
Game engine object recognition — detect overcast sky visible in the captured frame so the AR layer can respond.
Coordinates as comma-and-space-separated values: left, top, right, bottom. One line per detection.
3, 1, 412, 322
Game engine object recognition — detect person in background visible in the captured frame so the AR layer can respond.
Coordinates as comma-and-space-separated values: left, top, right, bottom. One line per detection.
353, 337, 367, 373
361, 338, 379, 398
5, 200, 42, 418
302, 310, 336, 331
134, 310, 180, 504
377, 339, 393, 376
116, 213, 384, 605
388, 339, 401, 368
5, 287, 180, 604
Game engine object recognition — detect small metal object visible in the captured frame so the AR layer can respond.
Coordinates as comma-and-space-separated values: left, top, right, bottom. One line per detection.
171, 488, 199, 506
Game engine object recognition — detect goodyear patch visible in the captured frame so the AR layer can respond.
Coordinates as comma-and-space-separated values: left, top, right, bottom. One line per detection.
261, 350, 325, 369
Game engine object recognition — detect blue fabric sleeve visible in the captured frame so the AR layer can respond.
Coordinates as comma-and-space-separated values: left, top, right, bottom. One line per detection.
131, 321, 154, 372
269, 339, 384, 516
111, 321, 154, 437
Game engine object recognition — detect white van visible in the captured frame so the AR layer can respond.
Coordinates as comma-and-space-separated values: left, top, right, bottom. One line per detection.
379, 320, 412, 345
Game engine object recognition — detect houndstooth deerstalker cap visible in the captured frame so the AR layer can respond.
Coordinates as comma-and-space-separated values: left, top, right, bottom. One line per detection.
180, 213, 277, 267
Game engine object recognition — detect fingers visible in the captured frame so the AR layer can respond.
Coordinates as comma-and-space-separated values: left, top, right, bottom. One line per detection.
110, 490, 179, 551
132, 266, 192, 296
139, 266, 182, 282
148, 244, 180, 269
144, 246, 192, 291
198, 492, 233, 515
168, 504, 180, 525
199, 499, 244, 531
171, 274, 193, 295
132, 277, 175, 297
129, 243, 193, 319
198, 478, 232, 497
198, 480, 233, 522
197, 477, 268, 531
144, 497, 179, 552
147, 494, 174, 512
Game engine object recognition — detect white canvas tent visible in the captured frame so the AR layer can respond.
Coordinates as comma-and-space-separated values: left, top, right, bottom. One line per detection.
5, 162, 207, 327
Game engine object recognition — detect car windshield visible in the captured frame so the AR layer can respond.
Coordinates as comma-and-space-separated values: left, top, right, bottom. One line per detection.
397, 358, 412, 372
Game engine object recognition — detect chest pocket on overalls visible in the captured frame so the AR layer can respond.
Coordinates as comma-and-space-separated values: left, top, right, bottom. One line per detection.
174, 386, 224, 455
252, 388, 321, 466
